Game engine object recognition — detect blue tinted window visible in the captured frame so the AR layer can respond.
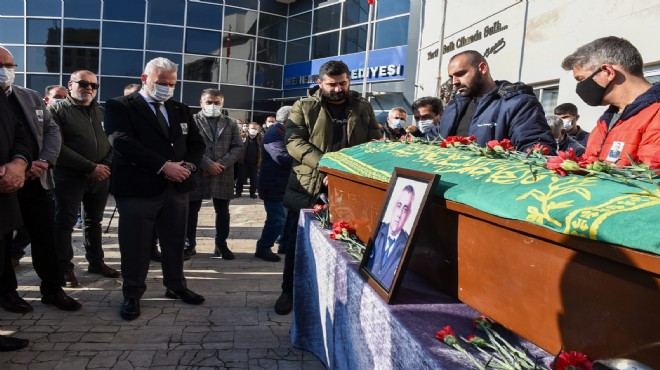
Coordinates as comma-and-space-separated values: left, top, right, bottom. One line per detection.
63, 20, 100, 47
103, 0, 145, 22
182, 81, 218, 106
259, 13, 286, 40
312, 31, 339, 59
290, 2, 312, 15
26, 74, 61, 96
253, 88, 282, 113
183, 55, 220, 82
98, 76, 138, 102
147, 25, 183, 53
186, 29, 221, 56
286, 37, 310, 64
145, 51, 182, 76
27, 19, 61, 45
344, 0, 369, 26
13, 73, 25, 87
147, 0, 184, 26
375, 16, 408, 49
314, 5, 341, 34
377, 0, 410, 19
27, 46, 60, 73
255, 64, 282, 89
62, 47, 99, 73
224, 0, 258, 9
257, 39, 285, 65
186, 2, 222, 30
221, 85, 253, 110
64, 0, 101, 19
101, 50, 142, 77
2, 0, 24, 16
102, 22, 144, 49
259, 1, 288, 16
27, 0, 61, 17
0, 19, 25, 44
283, 89, 307, 98
342, 25, 367, 55
288, 12, 312, 40
224, 7, 257, 35
221, 59, 254, 86
4, 46, 25, 72
222, 33, 256, 61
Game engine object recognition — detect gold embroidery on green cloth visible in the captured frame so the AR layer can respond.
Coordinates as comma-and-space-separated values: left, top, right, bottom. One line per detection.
517, 176, 597, 227
564, 194, 660, 240
323, 152, 391, 182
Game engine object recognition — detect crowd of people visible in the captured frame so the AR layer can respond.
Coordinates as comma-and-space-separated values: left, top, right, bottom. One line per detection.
1, 35, 659, 351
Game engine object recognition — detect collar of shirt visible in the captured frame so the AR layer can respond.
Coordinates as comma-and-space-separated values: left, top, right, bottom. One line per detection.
4, 85, 13, 96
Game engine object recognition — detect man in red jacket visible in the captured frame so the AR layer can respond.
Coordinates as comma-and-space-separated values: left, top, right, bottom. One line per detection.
561, 36, 660, 168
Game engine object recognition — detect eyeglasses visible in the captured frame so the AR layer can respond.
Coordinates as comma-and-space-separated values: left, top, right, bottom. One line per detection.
72, 80, 100, 89
0, 63, 18, 69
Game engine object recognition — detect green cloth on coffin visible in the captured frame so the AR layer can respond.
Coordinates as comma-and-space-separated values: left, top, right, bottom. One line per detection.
319, 141, 660, 255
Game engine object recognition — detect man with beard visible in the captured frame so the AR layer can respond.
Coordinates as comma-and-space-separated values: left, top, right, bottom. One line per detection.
274, 60, 381, 315
50, 70, 119, 288
435, 50, 556, 153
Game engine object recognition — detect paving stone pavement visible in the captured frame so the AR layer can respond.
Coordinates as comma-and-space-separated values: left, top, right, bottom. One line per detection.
0, 196, 325, 370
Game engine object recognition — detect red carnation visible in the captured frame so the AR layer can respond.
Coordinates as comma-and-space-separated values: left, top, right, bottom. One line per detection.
547, 148, 581, 176
313, 204, 323, 213
329, 233, 337, 240
435, 326, 457, 345
487, 140, 500, 149
549, 351, 593, 370
473, 315, 491, 329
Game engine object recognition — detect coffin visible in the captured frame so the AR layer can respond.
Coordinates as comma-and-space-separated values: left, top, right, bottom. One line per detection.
319, 141, 660, 367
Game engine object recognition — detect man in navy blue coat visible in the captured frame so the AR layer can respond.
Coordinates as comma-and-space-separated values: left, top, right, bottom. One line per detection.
434, 50, 556, 153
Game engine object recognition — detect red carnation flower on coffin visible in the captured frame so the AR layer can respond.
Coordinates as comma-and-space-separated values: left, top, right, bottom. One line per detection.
329, 233, 337, 240
526, 143, 550, 155
487, 138, 514, 152
332, 220, 355, 235
549, 351, 593, 370
435, 326, 458, 345
547, 148, 582, 176
441, 135, 476, 148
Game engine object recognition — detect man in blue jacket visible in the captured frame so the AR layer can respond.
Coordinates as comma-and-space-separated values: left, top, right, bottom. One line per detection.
435, 50, 556, 153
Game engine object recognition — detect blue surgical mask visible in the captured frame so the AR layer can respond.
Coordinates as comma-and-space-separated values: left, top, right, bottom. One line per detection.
390, 118, 403, 129
149, 83, 174, 102
417, 119, 435, 133
0, 67, 15, 88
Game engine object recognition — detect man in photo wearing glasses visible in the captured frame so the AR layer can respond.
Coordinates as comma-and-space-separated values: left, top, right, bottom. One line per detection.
50, 70, 119, 288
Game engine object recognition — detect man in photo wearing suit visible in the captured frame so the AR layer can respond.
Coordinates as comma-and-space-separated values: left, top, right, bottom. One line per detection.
104, 57, 206, 320
367, 184, 415, 289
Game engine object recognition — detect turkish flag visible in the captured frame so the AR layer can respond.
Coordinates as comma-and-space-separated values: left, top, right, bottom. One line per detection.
367, 0, 375, 4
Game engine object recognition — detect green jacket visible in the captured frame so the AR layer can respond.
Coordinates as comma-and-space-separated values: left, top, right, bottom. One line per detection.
49, 95, 112, 173
284, 87, 381, 211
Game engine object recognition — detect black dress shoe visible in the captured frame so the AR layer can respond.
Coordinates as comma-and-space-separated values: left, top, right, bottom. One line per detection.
274, 292, 293, 315
41, 291, 82, 311
0, 335, 29, 352
215, 244, 235, 260
88, 262, 121, 278
183, 246, 196, 260
0, 291, 33, 313
254, 249, 281, 262
165, 288, 205, 305
120, 298, 140, 320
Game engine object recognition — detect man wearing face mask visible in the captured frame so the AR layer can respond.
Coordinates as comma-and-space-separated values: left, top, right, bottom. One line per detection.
264, 116, 276, 131
104, 57, 206, 320
546, 115, 585, 157
553, 103, 589, 147
562, 36, 660, 168
43, 85, 68, 107
236, 123, 263, 199
381, 107, 408, 140
436, 50, 556, 152
407, 97, 443, 139
50, 69, 118, 288
185, 89, 243, 260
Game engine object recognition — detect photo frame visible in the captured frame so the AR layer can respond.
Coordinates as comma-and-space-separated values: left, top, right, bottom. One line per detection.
359, 167, 439, 303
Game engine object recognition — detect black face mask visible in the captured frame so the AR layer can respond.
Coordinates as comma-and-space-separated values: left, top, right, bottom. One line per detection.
575, 68, 607, 106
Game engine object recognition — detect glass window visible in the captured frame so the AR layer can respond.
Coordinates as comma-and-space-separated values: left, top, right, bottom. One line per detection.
288, 12, 312, 40
222, 33, 255, 61
313, 31, 339, 59
255, 64, 282, 89
290, 2, 313, 16
183, 55, 220, 82
13, 73, 25, 87
103, 0, 145, 22
62, 47, 99, 73
374, 16, 408, 49
147, 0, 184, 26
27, 19, 61, 45
221, 59, 254, 86
344, 0, 370, 26
64, 0, 101, 19
315, 0, 342, 6
5, 46, 25, 72
186, 29, 221, 56
341, 25, 367, 55
145, 51, 182, 76
283, 89, 308, 98
147, 25, 183, 53
221, 85, 253, 110
258, 13, 286, 40
314, 5, 341, 34
225, 0, 258, 9
101, 50, 142, 77
63, 20, 100, 47
377, 0, 410, 20
533, 85, 559, 114
0, 19, 25, 44
259, 1, 288, 16
224, 7, 257, 35
27, 46, 60, 73
186, 2, 222, 30
102, 22, 144, 49
26, 74, 61, 96
286, 37, 310, 64
257, 39, 285, 65
26, 0, 61, 17
98, 76, 138, 102
182, 81, 218, 106
2, 0, 24, 16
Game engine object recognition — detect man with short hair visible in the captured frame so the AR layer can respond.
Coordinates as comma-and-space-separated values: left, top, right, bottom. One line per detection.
561, 36, 660, 168
123, 83, 141, 96
546, 115, 585, 157
382, 107, 408, 140
437, 50, 556, 152
408, 97, 443, 139
553, 103, 589, 147
0, 46, 81, 312
236, 122, 262, 199
274, 60, 381, 315
264, 115, 276, 130
105, 57, 206, 320
43, 85, 68, 107
50, 69, 118, 288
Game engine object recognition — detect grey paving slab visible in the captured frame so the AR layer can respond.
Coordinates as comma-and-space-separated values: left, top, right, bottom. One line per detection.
0, 196, 325, 369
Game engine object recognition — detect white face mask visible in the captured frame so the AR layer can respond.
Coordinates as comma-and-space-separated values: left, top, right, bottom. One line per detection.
417, 119, 435, 134
0, 67, 16, 88
562, 118, 573, 131
389, 118, 403, 129
248, 128, 258, 136
266, 121, 276, 128
149, 83, 174, 102
202, 104, 222, 117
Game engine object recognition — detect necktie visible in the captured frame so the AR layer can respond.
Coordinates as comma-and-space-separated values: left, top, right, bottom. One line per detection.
150, 102, 169, 136
385, 237, 396, 261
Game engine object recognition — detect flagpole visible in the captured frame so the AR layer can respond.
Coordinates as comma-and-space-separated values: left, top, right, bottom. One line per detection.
361, 1, 375, 98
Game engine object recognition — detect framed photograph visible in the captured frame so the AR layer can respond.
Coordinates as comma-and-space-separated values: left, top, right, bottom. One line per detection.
359, 167, 439, 303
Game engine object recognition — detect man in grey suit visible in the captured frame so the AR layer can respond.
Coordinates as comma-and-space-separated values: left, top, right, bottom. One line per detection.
0, 46, 81, 313
366, 184, 415, 289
